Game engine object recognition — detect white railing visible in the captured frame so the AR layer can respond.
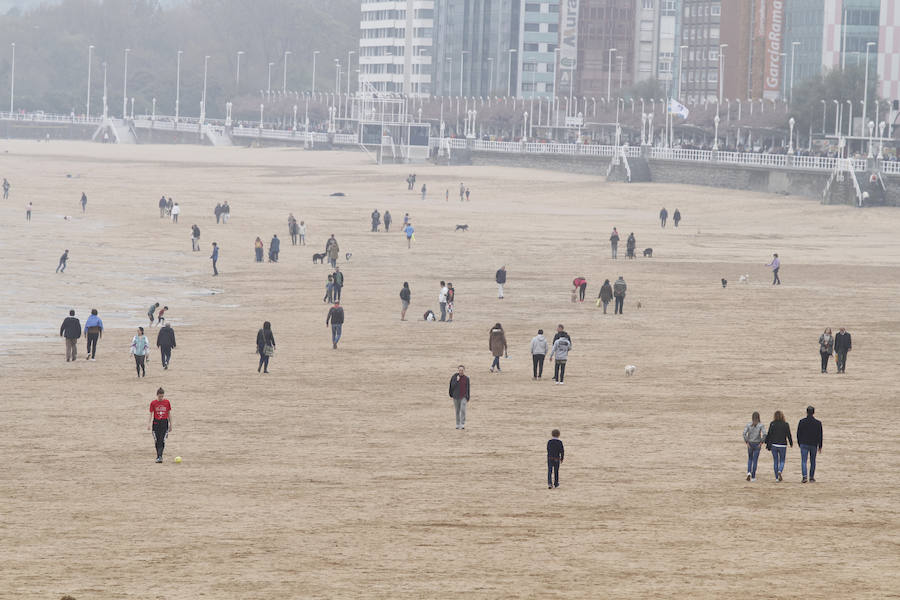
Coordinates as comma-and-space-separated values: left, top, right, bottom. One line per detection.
881, 161, 900, 175
650, 147, 714, 162
0, 110, 103, 124
334, 133, 357, 144
791, 155, 838, 170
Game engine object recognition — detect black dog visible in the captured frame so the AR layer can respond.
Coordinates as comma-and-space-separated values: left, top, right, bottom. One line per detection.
721, 278, 728, 288
455, 224, 469, 231
312, 252, 326, 264
642, 248, 653, 258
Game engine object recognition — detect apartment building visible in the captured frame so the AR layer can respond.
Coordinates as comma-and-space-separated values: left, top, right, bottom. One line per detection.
519, 0, 560, 99
575, 0, 636, 99
679, 0, 721, 103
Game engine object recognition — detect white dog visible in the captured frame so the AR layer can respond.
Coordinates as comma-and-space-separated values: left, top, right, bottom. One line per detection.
739, 274, 750, 283
625, 365, 636, 376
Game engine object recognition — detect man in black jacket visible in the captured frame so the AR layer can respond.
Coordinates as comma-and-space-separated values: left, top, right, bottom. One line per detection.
332, 267, 344, 302
156, 323, 176, 370
797, 406, 823, 483
495, 265, 507, 299
553, 324, 571, 343
59, 309, 81, 361
448, 365, 470, 430
834, 327, 851, 373
326, 301, 344, 349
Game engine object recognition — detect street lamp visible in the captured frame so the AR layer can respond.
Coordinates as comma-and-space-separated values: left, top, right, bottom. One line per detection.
334, 58, 340, 93
86, 44, 94, 117
788, 117, 795, 154
122, 48, 130, 119
862, 41, 876, 139
878, 120, 886, 159
507, 48, 517, 97
487, 57, 494, 95
347, 50, 355, 97
267, 62, 274, 95
718, 44, 728, 104
833, 99, 840, 137
846, 99, 853, 142
102, 61, 108, 120
713, 114, 720, 150
460, 50, 469, 97
175, 50, 183, 123
607, 48, 617, 102
867, 120, 875, 158
311, 50, 320, 95
283, 50, 292, 93
678, 45, 687, 100
789, 41, 800, 103
236, 50, 244, 91
201, 55, 210, 124
9, 42, 14, 114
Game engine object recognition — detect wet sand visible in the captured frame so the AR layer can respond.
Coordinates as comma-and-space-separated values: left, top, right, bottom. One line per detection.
1, 141, 899, 599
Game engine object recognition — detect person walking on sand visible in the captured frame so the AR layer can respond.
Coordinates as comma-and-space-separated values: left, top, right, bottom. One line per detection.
421, 183, 427, 201
404, 222, 415, 249
210, 242, 219, 276
298, 220, 307, 245
254, 237, 264, 262
131, 327, 150, 378
547, 430, 564, 488
156, 306, 167, 326
384, 211, 392, 233
834, 327, 851, 373
156, 322, 176, 369
659, 207, 668, 228
438, 281, 448, 322
148, 387, 173, 463
80, 192, 87, 213
626, 233, 636, 259
448, 365, 470, 430
332, 266, 344, 302
59, 309, 81, 362
326, 235, 339, 268
56, 249, 69, 273
25, 201, 32, 221
256, 321, 276, 373
371, 209, 381, 232
159, 196, 167, 218
818, 328, 834, 373
288, 214, 298, 245
743, 411, 766, 482
147, 302, 160, 326
530, 329, 548, 380
400, 282, 411, 320
323, 274, 334, 303
214, 203, 222, 224
465, 187, 470, 201
598, 279, 613, 313
610, 227, 620, 259
191, 224, 201, 251
489, 323, 508, 373
766, 253, 781, 285
326, 301, 344, 349
496, 265, 507, 299
765, 410, 792, 482
673, 208, 681, 227
222, 201, 230, 223
459, 182, 465, 201
171, 202, 180, 224
446, 283, 455, 322
797, 406, 823, 483
2, 177, 9, 199
613, 276, 627, 315
269, 234, 280, 262
549, 333, 572, 384
83, 308, 103, 360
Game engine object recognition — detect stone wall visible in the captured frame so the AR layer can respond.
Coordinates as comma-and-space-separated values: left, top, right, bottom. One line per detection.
0, 121, 96, 141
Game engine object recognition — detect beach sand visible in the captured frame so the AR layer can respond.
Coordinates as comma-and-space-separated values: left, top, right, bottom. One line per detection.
1, 141, 898, 599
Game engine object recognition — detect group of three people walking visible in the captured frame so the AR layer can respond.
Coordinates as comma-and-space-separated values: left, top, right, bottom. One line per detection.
743, 407, 823, 483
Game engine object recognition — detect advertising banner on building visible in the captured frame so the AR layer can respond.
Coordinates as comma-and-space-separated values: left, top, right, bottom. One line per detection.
762, 0, 785, 100
559, 0, 579, 95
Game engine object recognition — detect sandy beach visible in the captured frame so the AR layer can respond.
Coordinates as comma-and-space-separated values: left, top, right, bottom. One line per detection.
1, 141, 899, 599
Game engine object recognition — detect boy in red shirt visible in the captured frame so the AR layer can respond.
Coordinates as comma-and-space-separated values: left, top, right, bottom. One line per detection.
147, 387, 173, 463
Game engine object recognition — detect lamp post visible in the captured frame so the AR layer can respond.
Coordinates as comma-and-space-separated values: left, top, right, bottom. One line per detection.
788, 117, 795, 154
487, 57, 494, 95
641, 113, 647, 145
878, 120, 886, 159
846, 99, 853, 139
175, 50, 182, 124
736, 98, 741, 120
618, 56, 624, 93
86, 44, 94, 117
311, 50, 320, 95
460, 50, 469, 97
346, 50, 355, 97
862, 41, 876, 140
9, 42, 14, 114
283, 50, 292, 93
101, 61, 107, 120
678, 45, 687, 100
713, 114, 720, 151
789, 41, 800, 103
130, 97, 134, 119
820, 99, 826, 135
201, 55, 210, 124
522, 111, 528, 142
267, 62, 274, 95
833, 99, 840, 136
606, 48, 617, 102
334, 59, 340, 93
507, 48, 517, 97
867, 120, 875, 158
122, 48, 130, 118
236, 50, 244, 92
718, 44, 728, 104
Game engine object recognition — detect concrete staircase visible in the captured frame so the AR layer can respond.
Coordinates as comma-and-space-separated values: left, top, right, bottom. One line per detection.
204, 126, 233, 146
627, 157, 652, 182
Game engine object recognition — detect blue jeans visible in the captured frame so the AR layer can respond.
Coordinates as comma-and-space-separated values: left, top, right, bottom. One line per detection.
548, 458, 560, 487
746, 443, 761, 477
439, 302, 447, 321
771, 446, 787, 477
331, 324, 342, 344
491, 356, 501, 370
800, 444, 817, 479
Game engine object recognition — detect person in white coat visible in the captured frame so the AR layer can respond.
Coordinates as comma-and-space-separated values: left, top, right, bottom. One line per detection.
530, 329, 548, 380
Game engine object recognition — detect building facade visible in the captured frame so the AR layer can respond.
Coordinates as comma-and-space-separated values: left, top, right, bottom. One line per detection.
679, 0, 721, 103
574, 0, 636, 99
518, 0, 560, 99
432, 0, 521, 97
358, 0, 435, 97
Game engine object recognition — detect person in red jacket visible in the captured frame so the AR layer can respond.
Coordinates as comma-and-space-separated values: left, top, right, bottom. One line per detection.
573, 277, 587, 302
147, 388, 173, 463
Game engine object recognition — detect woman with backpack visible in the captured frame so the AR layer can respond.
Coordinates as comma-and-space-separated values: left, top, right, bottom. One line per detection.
256, 321, 276, 373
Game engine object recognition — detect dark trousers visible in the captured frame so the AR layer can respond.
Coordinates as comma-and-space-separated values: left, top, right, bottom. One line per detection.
212, 259, 218, 275
152, 419, 169, 459
836, 350, 848, 372
291, 233, 298, 245
258, 350, 270, 372
371, 222, 379, 232
548, 457, 560, 487
661, 217, 666, 227
579, 283, 587, 301
772, 267, 780, 285
333, 283, 342, 302
820, 351, 831, 372
134, 354, 146, 376
553, 360, 566, 382
384, 221, 390, 232
56, 260, 66, 273
614, 296, 624, 314
491, 355, 501, 370
532, 354, 545, 378
255, 248, 263, 262
86, 333, 99, 358
611, 243, 617, 258
160, 346, 172, 368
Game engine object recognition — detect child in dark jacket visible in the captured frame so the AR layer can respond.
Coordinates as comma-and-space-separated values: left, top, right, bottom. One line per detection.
547, 429, 564, 488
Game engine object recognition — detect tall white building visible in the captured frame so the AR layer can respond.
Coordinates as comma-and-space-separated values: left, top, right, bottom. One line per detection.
359, 0, 434, 97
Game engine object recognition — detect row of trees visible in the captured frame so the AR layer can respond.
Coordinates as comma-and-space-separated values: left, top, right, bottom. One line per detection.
0, 0, 358, 119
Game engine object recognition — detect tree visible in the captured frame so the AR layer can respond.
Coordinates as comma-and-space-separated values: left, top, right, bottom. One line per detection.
790, 65, 883, 138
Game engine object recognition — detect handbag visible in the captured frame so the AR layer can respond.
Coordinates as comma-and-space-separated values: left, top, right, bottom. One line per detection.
263, 344, 274, 357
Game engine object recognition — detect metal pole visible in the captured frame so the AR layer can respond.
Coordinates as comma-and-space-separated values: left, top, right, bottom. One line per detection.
347, 50, 355, 98
488, 58, 494, 95
122, 48, 130, 118
678, 45, 687, 100
102, 61, 107, 120
283, 50, 291, 93
719, 44, 728, 104
236, 51, 244, 92
312, 50, 319, 95
9, 42, 14, 114
607, 48, 616, 102
460, 50, 467, 97
86, 45, 94, 117
862, 41, 875, 140
267, 62, 273, 94
507, 49, 516, 97
175, 50, 182, 123
789, 41, 799, 104
201, 55, 209, 124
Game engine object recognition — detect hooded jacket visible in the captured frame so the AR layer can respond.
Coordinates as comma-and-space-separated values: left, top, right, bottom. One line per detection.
599, 281, 613, 302
550, 336, 572, 360
489, 327, 507, 357
156, 326, 176, 349
613, 278, 627, 297
530, 334, 548, 355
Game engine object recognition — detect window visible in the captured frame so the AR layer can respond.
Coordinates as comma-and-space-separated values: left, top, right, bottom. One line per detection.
710, 27, 719, 39
547, 43, 558, 52
544, 82, 554, 93
523, 62, 537, 72
549, 4, 559, 12
414, 8, 433, 19
709, 49, 718, 60
524, 43, 539, 51
522, 82, 536, 91
711, 5, 720, 16
709, 71, 718, 82
525, 22, 540, 32
548, 23, 558, 33
525, 3, 540, 11
643, 0, 653, 8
